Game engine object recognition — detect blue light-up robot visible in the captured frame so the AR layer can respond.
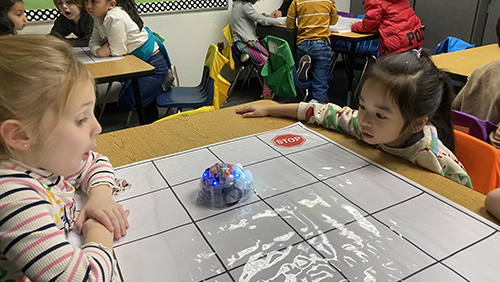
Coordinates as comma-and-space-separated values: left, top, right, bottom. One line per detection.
197, 163, 254, 208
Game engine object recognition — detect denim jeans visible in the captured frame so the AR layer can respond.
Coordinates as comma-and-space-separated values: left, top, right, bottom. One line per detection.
297, 40, 332, 103
119, 51, 169, 111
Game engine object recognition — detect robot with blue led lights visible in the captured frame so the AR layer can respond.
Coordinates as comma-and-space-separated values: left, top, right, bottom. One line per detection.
197, 163, 254, 208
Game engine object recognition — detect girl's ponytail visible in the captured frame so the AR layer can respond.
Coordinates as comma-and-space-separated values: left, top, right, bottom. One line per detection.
429, 72, 455, 152
117, 0, 143, 30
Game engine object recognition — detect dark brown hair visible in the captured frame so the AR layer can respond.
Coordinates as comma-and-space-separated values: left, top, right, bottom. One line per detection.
116, 0, 143, 30
360, 50, 456, 152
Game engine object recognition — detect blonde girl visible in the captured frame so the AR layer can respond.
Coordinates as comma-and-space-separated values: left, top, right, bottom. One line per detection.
0, 34, 129, 281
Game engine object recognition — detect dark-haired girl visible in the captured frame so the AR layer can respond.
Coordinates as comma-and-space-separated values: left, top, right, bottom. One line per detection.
86, 0, 171, 123
236, 50, 472, 188
0, 0, 26, 35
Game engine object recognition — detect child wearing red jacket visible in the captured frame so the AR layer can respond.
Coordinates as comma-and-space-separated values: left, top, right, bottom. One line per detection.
351, 0, 424, 55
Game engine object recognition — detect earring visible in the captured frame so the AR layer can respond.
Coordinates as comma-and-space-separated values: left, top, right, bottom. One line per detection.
23, 144, 28, 148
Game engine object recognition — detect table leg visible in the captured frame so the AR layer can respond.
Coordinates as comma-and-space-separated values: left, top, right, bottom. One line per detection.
346, 41, 357, 107
132, 78, 146, 125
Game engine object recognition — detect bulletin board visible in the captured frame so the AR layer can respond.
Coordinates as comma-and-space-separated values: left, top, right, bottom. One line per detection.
23, 0, 228, 22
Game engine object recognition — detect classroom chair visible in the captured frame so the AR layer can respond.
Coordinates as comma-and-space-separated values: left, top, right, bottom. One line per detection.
221, 24, 265, 102
261, 35, 312, 101
154, 106, 215, 123
452, 109, 498, 142
454, 129, 500, 195
156, 44, 230, 114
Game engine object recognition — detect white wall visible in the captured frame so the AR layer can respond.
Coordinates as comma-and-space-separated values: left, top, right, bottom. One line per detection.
21, 0, 351, 86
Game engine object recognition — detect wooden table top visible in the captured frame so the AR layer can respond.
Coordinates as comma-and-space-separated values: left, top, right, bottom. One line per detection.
85, 55, 156, 84
329, 31, 378, 41
432, 44, 500, 80
274, 24, 378, 41
95, 100, 499, 225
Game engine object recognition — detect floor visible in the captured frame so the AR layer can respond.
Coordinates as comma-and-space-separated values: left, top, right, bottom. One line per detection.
98, 62, 361, 134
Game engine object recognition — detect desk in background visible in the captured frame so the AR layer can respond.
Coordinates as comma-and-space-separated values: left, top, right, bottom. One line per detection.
432, 43, 500, 82
257, 24, 378, 105
329, 31, 378, 105
85, 55, 156, 125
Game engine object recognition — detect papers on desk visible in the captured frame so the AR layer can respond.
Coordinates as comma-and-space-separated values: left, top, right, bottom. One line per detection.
73, 47, 124, 64
329, 16, 362, 33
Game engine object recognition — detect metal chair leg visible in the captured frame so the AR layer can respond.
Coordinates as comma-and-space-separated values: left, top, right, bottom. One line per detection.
226, 66, 245, 103
240, 65, 255, 91
253, 67, 265, 88
349, 55, 374, 106
330, 52, 340, 75
97, 82, 114, 121
125, 111, 133, 128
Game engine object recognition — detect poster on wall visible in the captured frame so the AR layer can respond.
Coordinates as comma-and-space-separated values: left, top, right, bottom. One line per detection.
24, 0, 228, 22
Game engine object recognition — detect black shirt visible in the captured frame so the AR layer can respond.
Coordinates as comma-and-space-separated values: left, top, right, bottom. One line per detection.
50, 12, 93, 47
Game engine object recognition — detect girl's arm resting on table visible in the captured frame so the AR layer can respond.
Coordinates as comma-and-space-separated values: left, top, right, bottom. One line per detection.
68, 151, 130, 239
76, 184, 130, 240
236, 104, 299, 118
89, 26, 106, 56
83, 218, 114, 249
96, 43, 111, 58
297, 102, 363, 139
236, 102, 363, 139
485, 188, 500, 220
0, 187, 115, 281
104, 15, 128, 56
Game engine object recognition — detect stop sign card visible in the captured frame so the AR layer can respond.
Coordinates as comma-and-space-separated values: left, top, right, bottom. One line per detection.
272, 134, 306, 147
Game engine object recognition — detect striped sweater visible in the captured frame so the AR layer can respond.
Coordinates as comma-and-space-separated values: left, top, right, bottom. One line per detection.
297, 102, 473, 188
286, 0, 338, 44
0, 152, 117, 281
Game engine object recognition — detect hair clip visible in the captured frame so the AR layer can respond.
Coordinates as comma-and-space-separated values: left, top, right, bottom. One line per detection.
412, 47, 422, 58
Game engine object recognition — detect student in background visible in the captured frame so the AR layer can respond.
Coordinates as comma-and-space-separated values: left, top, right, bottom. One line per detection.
236, 50, 472, 188
286, 0, 338, 103
452, 16, 500, 149
461, 16, 500, 220
231, 0, 282, 99
50, 0, 93, 47
0, 0, 26, 35
0, 34, 130, 282
87, 0, 171, 123
351, 0, 424, 56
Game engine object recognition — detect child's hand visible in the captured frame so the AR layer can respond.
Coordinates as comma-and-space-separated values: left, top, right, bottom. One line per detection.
96, 43, 111, 57
235, 105, 271, 118
271, 10, 282, 18
75, 185, 130, 240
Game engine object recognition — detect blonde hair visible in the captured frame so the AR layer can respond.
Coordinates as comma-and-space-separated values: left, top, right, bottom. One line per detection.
0, 34, 92, 161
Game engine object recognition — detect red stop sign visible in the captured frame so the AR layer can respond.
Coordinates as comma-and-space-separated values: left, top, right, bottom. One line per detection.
272, 134, 306, 147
